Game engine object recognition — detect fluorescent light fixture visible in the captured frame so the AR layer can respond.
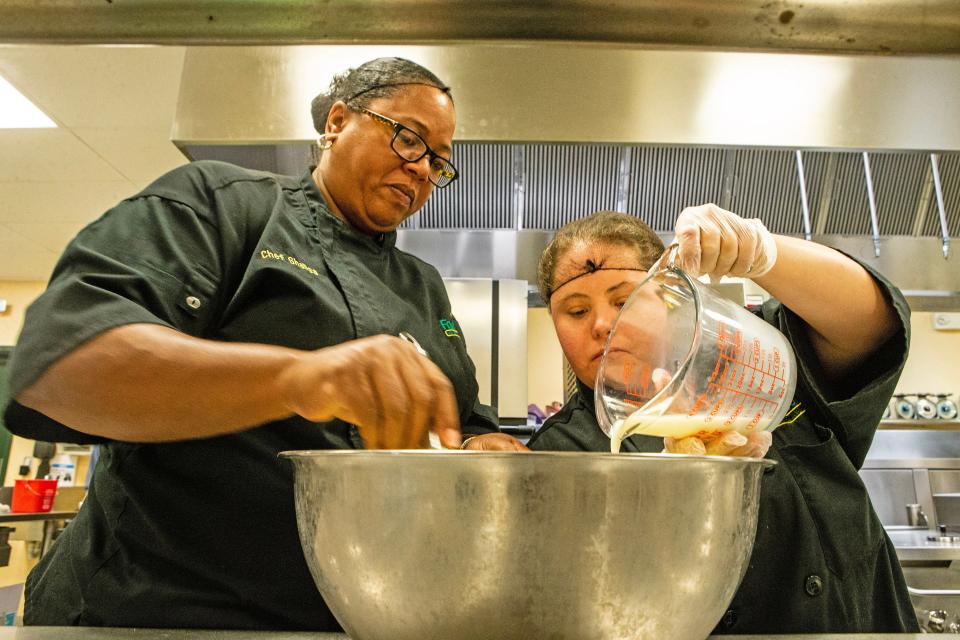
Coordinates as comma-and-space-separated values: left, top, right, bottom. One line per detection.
0, 75, 56, 128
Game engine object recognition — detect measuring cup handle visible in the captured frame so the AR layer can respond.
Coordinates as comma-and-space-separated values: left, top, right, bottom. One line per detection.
651, 242, 681, 274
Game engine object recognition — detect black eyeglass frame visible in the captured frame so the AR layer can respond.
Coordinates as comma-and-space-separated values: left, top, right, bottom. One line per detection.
351, 105, 459, 188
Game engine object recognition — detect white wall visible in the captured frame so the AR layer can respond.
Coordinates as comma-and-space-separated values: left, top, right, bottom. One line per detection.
897, 312, 960, 397
526, 308, 564, 412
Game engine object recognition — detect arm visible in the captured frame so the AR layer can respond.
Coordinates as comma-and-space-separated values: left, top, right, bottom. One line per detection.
666, 204, 902, 459
11, 165, 462, 449
673, 204, 899, 382
16, 323, 462, 448
753, 235, 899, 381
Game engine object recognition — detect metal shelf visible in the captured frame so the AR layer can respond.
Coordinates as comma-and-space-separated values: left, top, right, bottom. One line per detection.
0, 510, 77, 523
879, 419, 960, 431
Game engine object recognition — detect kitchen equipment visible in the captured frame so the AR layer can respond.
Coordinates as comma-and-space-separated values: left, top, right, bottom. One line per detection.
936, 394, 958, 420
10, 479, 57, 513
934, 493, 960, 529
281, 450, 773, 640
894, 394, 917, 420
48, 453, 76, 487
595, 253, 796, 451
907, 503, 929, 527
917, 608, 960, 634
917, 394, 939, 420
928, 525, 960, 543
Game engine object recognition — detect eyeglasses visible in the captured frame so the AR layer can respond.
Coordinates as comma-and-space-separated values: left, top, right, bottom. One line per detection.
352, 106, 459, 188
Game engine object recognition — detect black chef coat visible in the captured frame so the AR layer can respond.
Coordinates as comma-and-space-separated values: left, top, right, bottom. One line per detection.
3, 161, 498, 629
527, 266, 920, 635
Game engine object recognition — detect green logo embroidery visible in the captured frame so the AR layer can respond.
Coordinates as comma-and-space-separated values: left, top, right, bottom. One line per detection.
439, 318, 460, 338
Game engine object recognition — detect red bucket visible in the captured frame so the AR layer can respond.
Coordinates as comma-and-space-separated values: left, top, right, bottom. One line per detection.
11, 479, 58, 513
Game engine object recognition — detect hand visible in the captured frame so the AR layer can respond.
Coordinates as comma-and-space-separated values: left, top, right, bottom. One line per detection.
664, 431, 772, 459
672, 204, 778, 280
460, 433, 531, 452
277, 335, 461, 449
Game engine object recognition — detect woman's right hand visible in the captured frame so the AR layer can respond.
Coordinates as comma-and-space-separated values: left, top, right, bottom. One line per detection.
277, 335, 461, 449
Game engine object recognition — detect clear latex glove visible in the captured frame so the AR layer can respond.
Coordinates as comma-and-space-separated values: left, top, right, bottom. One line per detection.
671, 204, 778, 280
664, 431, 773, 459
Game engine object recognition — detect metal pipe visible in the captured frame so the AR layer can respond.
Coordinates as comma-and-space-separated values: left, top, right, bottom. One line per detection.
862, 152, 881, 258
814, 154, 837, 236
795, 150, 812, 241
512, 145, 526, 231
909, 586, 960, 597
930, 153, 951, 259
0, 1, 958, 53
616, 147, 633, 213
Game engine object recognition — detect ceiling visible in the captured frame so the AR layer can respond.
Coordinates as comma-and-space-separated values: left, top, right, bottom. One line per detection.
0, 45, 188, 281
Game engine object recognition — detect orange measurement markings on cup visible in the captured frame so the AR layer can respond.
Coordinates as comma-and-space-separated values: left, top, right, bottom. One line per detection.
693, 326, 789, 428
622, 358, 656, 407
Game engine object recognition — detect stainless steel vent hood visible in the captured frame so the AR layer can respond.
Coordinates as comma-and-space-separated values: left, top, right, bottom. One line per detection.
172, 46, 960, 150
171, 45, 960, 306
2, 1, 959, 55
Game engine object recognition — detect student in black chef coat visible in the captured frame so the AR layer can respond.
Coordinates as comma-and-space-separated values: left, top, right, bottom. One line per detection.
521, 208, 920, 634
2, 57, 500, 630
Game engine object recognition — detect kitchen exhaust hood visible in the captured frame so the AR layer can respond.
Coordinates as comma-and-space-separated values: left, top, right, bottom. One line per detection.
2, 1, 959, 55
0, 4, 956, 298
171, 46, 960, 306
172, 46, 960, 150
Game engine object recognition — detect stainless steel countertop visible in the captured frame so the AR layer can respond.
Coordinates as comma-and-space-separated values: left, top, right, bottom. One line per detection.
888, 528, 960, 561
0, 629, 953, 639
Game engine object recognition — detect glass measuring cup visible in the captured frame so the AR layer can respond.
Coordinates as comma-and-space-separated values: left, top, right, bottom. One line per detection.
595, 254, 797, 453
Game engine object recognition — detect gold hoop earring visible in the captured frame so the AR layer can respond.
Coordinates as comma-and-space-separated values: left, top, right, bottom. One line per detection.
317, 134, 333, 151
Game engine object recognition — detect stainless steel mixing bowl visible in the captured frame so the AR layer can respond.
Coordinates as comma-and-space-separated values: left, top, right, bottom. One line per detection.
281, 450, 773, 640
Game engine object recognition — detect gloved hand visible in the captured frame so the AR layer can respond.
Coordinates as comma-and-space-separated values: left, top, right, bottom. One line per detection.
664, 431, 773, 459
671, 204, 778, 280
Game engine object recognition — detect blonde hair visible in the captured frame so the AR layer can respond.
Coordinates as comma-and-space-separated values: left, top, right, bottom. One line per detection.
537, 211, 665, 305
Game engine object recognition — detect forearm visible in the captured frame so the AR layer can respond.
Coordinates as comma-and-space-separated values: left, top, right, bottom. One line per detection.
16, 324, 301, 442
753, 235, 900, 377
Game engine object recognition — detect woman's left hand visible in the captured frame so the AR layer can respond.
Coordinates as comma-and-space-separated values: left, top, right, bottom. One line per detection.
673, 204, 778, 280
664, 431, 772, 458
460, 433, 531, 452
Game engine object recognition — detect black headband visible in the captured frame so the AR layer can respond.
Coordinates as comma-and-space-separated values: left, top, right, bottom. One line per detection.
548, 265, 647, 301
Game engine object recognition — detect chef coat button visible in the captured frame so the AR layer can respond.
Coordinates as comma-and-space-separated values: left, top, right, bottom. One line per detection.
804, 574, 823, 597
185, 296, 202, 309
720, 608, 737, 629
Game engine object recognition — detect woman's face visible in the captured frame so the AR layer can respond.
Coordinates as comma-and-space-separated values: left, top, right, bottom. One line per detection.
549, 242, 652, 389
319, 85, 456, 235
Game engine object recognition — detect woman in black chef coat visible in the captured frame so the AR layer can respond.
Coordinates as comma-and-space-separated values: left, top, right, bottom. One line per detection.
3, 57, 499, 630
519, 207, 920, 634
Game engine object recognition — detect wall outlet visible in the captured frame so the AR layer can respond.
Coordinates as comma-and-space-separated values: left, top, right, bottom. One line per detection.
932, 313, 960, 330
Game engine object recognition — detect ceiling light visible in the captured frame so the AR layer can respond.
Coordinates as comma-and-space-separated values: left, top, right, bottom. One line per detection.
0, 75, 56, 128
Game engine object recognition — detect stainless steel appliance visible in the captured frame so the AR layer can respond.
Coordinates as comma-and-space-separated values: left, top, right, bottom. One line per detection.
441, 278, 528, 424
862, 431, 960, 630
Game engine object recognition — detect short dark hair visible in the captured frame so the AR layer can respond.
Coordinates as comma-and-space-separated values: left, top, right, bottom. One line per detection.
310, 57, 452, 133
537, 211, 665, 305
